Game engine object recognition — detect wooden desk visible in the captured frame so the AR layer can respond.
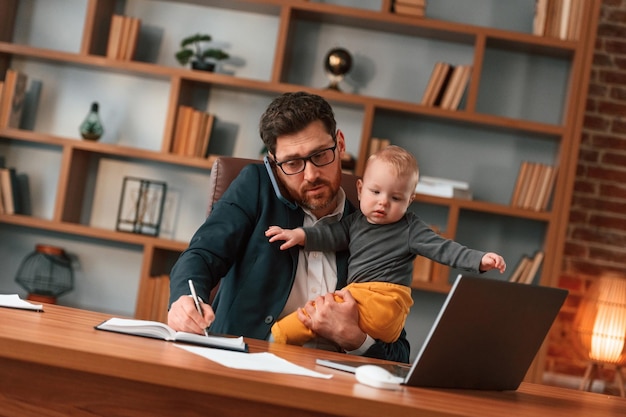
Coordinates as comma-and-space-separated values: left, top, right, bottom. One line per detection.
1, 304, 624, 417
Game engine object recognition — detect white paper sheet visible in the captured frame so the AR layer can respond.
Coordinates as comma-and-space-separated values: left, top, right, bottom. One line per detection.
0, 294, 43, 311
174, 344, 333, 379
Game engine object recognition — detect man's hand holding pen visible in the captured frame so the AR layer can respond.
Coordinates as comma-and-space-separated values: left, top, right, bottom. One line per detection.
167, 281, 215, 336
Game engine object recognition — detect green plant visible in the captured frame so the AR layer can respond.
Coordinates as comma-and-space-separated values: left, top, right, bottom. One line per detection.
175, 33, 230, 67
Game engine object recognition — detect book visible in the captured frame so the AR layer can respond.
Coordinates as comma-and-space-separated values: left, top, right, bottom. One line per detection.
567, 0, 583, 41
0, 167, 14, 214
535, 166, 557, 210
415, 175, 472, 199
118, 15, 132, 60
520, 251, 545, 284
510, 161, 530, 207
533, 0, 549, 36
393, 3, 425, 17
0, 69, 28, 128
185, 109, 203, 157
8, 167, 22, 214
433, 64, 455, 107
122, 17, 141, 61
510, 161, 556, 211
415, 183, 472, 199
106, 15, 124, 59
439, 65, 465, 109
508, 256, 531, 283
394, 0, 426, 6
196, 113, 215, 157
0, 294, 43, 311
521, 162, 542, 209
445, 65, 472, 110
96, 317, 248, 352
421, 62, 445, 106
559, 0, 572, 40
20, 79, 42, 131
172, 105, 193, 155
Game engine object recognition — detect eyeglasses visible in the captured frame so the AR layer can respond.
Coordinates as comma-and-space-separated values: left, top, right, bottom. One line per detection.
273, 144, 337, 175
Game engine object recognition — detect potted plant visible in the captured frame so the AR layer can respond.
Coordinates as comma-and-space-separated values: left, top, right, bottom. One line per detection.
175, 33, 230, 72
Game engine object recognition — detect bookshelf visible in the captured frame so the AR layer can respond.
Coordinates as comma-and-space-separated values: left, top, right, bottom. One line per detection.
0, 0, 600, 372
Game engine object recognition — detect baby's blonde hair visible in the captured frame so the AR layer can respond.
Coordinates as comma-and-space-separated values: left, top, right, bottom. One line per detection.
366, 145, 420, 189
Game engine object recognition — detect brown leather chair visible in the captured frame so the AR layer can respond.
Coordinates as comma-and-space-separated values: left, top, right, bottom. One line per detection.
207, 156, 360, 214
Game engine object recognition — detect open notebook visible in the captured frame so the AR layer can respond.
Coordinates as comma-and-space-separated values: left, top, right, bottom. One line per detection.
317, 275, 567, 390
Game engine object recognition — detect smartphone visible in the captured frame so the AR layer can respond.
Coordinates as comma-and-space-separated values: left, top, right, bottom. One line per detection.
263, 155, 298, 210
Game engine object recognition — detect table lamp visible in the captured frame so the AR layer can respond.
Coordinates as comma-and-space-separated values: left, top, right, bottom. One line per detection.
14, 244, 74, 304
573, 273, 626, 397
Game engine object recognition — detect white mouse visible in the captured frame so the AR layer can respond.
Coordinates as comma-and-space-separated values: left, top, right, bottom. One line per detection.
355, 365, 404, 390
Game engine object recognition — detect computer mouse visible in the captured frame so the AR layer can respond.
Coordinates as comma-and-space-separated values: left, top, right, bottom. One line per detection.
355, 365, 404, 390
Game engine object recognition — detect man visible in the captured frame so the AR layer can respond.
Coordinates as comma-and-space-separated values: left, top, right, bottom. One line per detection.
168, 91, 410, 362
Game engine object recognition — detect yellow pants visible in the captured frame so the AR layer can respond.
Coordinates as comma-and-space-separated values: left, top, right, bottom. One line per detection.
271, 281, 413, 345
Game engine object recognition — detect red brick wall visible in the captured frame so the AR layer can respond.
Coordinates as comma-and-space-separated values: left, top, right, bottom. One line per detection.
547, 0, 626, 379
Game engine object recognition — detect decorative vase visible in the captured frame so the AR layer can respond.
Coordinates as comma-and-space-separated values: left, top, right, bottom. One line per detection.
80, 102, 104, 140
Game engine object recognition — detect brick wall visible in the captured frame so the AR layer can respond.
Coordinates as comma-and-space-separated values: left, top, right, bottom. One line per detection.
546, 0, 626, 381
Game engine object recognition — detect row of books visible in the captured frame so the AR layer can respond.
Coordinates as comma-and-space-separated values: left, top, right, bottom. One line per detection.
107, 15, 141, 60
510, 161, 557, 211
393, 0, 426, 18
533, 0, 583, 41
0, 69, 28, 129
171, 105, 215, 158
509, 251, 545, 285
421, 62, 472, 110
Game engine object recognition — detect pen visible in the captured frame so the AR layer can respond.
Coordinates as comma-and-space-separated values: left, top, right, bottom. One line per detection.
188, 279, 210, 337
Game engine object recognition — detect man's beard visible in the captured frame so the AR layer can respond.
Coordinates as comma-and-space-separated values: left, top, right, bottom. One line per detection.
296, 180, 337, 212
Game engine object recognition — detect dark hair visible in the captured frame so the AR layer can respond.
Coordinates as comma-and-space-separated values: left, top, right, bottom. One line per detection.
259, 91, 337, 155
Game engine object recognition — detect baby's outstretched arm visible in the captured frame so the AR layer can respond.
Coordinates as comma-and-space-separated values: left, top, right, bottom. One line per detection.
480, 252, 507, 273
265, 226, 306, 250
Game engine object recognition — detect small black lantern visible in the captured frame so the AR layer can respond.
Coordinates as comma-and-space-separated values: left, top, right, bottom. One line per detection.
116, 176, 167, 236
15, 244, 74, 304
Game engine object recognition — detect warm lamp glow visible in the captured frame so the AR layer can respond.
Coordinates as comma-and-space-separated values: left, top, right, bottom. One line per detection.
574, 274, 626, 365
574, 273, 626, 396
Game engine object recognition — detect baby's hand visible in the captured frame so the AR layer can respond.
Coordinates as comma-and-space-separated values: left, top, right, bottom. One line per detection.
265, 226, 306, 250
480, 252, 506, 273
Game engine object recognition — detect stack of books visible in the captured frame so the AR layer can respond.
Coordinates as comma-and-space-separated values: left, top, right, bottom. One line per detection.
393, 0, 426, 17
415, 176, 472, 200
509, 251, 545, 285
533, 0, 583, 41
171, 105, 215, 158
0, 69, 28, 129
107, 15, 141, 60
510, 161, 557, 211
421, 62, 472, 110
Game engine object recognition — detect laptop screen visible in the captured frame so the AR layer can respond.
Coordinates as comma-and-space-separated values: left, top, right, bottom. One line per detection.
403, 275, 567, 390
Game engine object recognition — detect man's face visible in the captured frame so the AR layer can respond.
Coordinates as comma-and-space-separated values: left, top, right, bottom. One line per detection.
272, 120, 345, 218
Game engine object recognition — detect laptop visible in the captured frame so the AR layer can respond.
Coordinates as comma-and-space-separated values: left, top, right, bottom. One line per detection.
317, 275, 568, 391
